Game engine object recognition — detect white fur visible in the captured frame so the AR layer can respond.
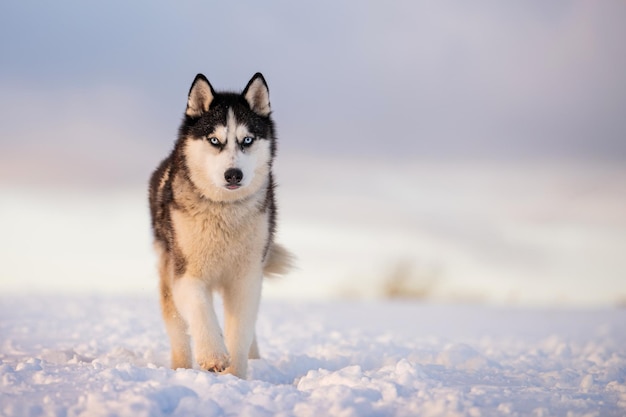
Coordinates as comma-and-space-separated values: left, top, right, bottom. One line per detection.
172, 277, 230, 371
166, 192, 269, 376
185, 109, 272, 203
221, 264, 264, 375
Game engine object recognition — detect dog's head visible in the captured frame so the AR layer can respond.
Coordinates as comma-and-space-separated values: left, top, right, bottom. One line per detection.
179, 73, 276, 202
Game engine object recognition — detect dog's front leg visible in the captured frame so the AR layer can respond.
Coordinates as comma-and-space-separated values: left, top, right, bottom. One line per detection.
173, 276, 230, 372
222, 270, 263, 378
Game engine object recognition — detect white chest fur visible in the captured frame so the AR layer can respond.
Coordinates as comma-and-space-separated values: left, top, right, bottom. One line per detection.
171, 193, 269, 282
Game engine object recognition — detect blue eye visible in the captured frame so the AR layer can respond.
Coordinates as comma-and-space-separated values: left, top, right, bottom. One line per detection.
243, 136, 254, 146
208, 137, 221, 146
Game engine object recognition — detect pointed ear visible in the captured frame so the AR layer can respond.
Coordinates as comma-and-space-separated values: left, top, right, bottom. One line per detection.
242, 73, 271, 116
186, 74, 215, 117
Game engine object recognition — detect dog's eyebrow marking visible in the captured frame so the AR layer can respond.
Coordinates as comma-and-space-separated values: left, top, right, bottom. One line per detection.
209, 126, 228, 145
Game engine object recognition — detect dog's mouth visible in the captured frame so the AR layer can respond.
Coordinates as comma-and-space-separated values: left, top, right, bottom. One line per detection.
225, 184, 241, 190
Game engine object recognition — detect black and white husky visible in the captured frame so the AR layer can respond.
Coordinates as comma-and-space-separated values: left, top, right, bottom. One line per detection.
149, 73, 292, 378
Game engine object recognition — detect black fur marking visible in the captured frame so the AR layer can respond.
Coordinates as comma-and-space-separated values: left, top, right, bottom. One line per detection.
148, 156, 173, 249
182, 93, 275, 155
261, 172, 277, 261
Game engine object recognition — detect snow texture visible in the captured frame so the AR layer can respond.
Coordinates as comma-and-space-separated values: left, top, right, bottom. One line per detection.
1, 295, 625, 417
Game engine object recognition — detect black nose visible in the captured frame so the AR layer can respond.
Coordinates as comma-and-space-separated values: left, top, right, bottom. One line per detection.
224, 168, 243, 185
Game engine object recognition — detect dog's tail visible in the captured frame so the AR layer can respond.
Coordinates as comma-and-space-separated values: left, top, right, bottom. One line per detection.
263, 243, 295, 278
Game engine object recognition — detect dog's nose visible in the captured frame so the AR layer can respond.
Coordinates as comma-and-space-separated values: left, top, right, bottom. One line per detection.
224, 168, 243, 185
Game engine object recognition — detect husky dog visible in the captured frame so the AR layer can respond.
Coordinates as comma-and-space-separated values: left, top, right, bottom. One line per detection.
149, 73, 291, 378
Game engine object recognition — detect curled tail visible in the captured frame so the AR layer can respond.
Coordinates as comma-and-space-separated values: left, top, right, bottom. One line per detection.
263, 243, 295, 278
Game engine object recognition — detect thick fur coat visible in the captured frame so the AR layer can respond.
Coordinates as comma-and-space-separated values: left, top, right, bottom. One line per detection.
149, 73, 291, 378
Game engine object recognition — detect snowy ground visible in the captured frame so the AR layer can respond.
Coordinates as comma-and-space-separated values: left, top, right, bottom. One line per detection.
1, 157, 625, 415
1, 157, 625, 306
1, 295, 625, 417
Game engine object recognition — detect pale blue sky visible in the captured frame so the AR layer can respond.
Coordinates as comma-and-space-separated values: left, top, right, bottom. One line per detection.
1, 1, 625, 185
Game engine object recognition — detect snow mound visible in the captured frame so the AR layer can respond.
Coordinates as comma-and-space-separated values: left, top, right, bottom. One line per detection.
1, 296, 625, 416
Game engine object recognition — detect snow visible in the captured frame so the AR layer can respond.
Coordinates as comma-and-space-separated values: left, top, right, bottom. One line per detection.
2, 157, 625, 306
1, 295, 625, 416
1, 157, 625, 415
272, 156, 626, 306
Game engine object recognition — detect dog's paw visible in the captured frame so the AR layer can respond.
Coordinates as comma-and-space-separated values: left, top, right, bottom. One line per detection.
197, 352, 231, 373
222, 363, 247, 379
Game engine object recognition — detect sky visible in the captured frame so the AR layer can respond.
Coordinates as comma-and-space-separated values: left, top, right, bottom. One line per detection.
1, 1, 625, 186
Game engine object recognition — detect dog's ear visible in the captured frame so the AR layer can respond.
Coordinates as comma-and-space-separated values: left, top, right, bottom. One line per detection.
242, 73, 271, 116
186, 74, 215, 117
